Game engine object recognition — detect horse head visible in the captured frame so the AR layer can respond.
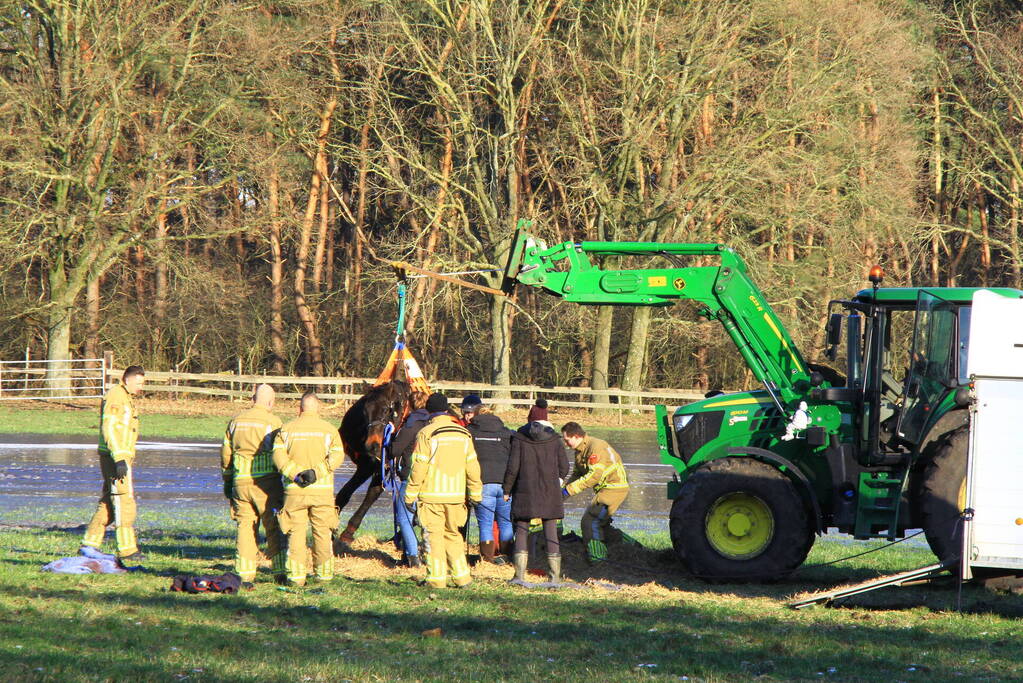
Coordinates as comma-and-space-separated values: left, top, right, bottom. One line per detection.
340, 379, 411, 465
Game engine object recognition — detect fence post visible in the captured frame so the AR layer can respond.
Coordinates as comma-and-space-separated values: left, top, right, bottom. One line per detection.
23, 346, 29, 393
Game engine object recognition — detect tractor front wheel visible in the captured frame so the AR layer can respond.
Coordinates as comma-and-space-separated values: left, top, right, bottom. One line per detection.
669, 457, 814, 581
918, 428, 967, 564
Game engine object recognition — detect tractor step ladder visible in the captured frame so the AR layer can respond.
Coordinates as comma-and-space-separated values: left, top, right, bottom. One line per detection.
787, 561, 953, 609
853, 472, 903, 540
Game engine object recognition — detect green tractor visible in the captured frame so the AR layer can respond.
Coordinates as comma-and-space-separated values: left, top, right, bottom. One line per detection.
504, 231, 1023, 580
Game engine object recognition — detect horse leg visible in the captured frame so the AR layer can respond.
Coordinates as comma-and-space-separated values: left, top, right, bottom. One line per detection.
335, 460, 372, 518
340, 469, 384, 544
335, 459, 376, 544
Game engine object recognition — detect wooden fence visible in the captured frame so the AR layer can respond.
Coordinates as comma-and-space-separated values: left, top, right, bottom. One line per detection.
124, 369, 706, 412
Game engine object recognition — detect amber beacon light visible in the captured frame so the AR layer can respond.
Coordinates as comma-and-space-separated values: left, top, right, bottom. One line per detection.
868, 265, 884, 287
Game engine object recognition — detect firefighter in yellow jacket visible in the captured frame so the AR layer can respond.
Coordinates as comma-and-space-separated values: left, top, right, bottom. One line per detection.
404, 393, 483, 588
561, 421, 629, 564
221, 383, 285, 584
81, 365, 146, 564
272, 391, 345, 586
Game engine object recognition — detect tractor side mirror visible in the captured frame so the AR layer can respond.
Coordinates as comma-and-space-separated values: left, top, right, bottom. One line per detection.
825, 313, 842, 360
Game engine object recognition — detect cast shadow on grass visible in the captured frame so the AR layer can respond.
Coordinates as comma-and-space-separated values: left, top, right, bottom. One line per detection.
0, 580, 1017, 682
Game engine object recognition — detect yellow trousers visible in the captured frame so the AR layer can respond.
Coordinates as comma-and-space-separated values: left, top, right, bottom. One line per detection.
230, 476, 285, 581
278, 495, 339, 586
82, 454, 138, 557
419, 502, 470, 588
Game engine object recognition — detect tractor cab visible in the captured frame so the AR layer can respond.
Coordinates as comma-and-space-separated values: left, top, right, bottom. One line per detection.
822, 285, 1014, 465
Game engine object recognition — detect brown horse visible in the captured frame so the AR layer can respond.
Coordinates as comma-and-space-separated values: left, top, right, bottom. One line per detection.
334, 379, 411, 544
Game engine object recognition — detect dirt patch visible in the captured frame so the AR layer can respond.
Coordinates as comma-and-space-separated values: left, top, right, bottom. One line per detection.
327, 532, 690, 599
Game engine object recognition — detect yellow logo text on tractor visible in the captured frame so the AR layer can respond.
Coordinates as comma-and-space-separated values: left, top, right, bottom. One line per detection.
748, 295, 764, 312
647, 276, 667, 288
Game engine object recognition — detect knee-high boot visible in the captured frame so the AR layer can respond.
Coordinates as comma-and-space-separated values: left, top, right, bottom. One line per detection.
547, 554, 562, 585
509, 552, 528, 585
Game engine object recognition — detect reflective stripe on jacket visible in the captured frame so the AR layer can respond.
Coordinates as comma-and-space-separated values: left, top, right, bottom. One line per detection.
404, 415, 483, 505
99, 384, 138, 462
272, 414, 345, 495
221, 406, 283, 483
565, 436, 629, 495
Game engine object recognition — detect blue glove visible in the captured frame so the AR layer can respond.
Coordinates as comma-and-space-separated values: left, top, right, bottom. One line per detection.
562, 488, 570, 497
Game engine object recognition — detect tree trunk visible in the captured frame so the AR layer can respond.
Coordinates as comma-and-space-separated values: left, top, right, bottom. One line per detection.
268, 153, 286, 374
622, 307, 652, 395
590, 305, 613, 412
45, 256, 73, 394
86, 274, 101, 363
489, 294, 512, 392
294, 97, 338, 376
133, 244, 146, 303
931, 86, 943, 287
1012, 175, 1021, 287
153, 199, 168, 364
312, 169, 330, 292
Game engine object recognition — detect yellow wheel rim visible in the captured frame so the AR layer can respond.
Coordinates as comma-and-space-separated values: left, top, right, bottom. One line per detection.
705, 492, 774, 560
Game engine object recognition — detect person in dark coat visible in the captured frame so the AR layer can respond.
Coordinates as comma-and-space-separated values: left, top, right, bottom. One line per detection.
526, 398, 548, 423
388, 391, 430, 567
502, 420, 570, 585
464, 401, 515, 564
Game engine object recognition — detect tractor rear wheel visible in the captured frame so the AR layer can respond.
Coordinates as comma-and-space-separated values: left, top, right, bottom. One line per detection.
919, 428, 967, 564
669, 457, 814, 581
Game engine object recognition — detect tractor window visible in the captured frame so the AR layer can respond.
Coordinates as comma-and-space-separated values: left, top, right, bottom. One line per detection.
897, 291, 957, 444
957, 306, 972, 384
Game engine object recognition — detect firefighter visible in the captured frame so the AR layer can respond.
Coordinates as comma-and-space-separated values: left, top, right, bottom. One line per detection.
80, 365, 146, 565
561, 421, 630, 564
404, 393, 483, 588
221, 383, 285, 585
272, 391, 345, 586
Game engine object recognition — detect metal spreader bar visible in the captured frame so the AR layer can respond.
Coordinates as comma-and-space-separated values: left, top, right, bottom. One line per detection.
787, 561, 953, 609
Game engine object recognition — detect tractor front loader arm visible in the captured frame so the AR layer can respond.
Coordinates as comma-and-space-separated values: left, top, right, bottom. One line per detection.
503, 231, 811, 398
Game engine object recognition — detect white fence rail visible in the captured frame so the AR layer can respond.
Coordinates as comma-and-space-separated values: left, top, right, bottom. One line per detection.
123, 368, 706, 412
0, 357, 107, 401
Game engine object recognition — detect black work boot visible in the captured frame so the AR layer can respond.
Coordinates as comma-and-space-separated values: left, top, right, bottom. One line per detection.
117, 551, 145, 567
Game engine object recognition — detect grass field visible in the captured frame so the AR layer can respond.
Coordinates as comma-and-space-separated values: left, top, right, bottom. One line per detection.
0, 397, 655, 442
0, 402, 229, 440
2, 503, 1023, 682
3, 403, 1023, 681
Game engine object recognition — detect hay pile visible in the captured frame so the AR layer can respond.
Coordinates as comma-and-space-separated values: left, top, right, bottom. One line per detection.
324, 532, 688, 599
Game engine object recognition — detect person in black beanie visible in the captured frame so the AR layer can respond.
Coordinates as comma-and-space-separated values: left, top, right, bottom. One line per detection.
502, 419, 570, 585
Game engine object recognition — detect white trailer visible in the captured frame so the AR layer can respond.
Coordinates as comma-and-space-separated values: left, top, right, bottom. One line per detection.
962, 289, 1023, 579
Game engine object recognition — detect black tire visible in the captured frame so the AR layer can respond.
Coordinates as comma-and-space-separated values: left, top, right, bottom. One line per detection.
669, 457, 814, 582
919, 428, 967, 564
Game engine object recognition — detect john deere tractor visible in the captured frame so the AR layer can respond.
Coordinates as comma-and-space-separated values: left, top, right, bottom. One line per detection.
504, 232, 1023, 580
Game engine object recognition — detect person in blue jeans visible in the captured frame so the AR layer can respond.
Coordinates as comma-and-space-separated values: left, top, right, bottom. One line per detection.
464, 399, 515, 564
388, 391, 430, 568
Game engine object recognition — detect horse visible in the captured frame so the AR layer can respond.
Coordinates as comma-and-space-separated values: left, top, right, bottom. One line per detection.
334, 379, 412, 545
